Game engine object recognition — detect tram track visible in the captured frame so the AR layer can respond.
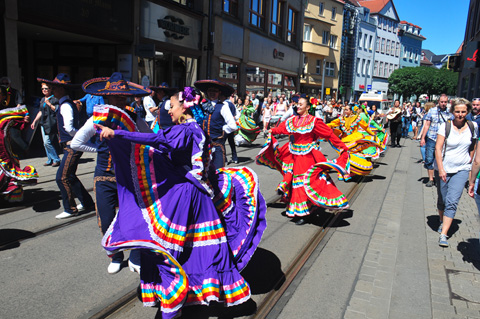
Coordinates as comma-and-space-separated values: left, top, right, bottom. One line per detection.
86, 153, 382, 319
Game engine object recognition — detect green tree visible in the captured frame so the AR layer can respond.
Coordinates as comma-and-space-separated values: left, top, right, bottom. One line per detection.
388, 66, 458, 99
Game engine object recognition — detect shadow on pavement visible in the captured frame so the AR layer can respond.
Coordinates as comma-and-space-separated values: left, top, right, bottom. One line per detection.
0, 228, 35, 251
417, 177, 429, 184
361, 175, 387, 183
457, 239, 480, 271
78, 158, 95, 164
426, 215, 462, 237
177, 299, 257, 319
177, 247, 283, 318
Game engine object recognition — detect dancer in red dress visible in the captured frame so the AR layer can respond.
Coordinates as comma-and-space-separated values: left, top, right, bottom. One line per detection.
256, 94, 350, 225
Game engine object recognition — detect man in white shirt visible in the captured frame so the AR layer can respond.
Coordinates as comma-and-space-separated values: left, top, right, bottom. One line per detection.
37, 73, 94, 219
194, 79, 237, 169
143, 90, 157, 126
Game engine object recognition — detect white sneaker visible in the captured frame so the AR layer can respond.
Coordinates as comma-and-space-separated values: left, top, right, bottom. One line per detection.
55, 211, 75, 219
76, 204, 84, 211
128, 260, 141, 274
107, 261, 122, 274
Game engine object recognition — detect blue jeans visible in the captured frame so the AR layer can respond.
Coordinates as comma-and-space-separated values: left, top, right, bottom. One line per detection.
435, 170, 469, 218
424, 137, 436, 170
41, 126, 60, 164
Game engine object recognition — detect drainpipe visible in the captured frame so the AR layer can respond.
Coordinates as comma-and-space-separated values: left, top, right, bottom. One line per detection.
321, 59, 326, 101
206, 0, 213, 79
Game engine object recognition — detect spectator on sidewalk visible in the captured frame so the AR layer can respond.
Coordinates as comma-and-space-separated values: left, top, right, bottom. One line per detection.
466, 97, 480, 127
418, 102, 435, 162
74, 93, 104, 119
435, 98, 477, 247
30, 82, 61, 167
37, 73, 95, 219
420, 94, 453, 187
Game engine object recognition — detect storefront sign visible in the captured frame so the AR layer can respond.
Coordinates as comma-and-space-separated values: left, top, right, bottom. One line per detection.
359, 84, 365, 89
325, 88, 331, 95
273, 49, 285, 60
157, 16, 190, 40
140, 0, 200, 50
465, 41, 480, 69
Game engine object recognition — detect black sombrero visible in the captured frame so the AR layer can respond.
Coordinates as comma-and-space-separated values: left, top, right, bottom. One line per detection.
149, 82, 178, 95
37, 73, 80, 88
82, 72, 151, 96
194, 79, 235, 97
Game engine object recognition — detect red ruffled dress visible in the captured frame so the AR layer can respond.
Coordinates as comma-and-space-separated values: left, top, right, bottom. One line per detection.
256, 114, 350, 217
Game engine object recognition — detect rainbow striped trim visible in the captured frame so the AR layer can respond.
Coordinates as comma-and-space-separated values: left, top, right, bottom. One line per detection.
186, 276, 251, 306
292, 175, 304, 188
217, 166, 260, 257
277, 180, 290, 198
285, 115, 315, 134
92, 104, 137, 132
289, 141, 317, 155
140, 249, 188, 312
304, 171, 349, 209
282, 162, 294, 175
0, 105, 29, 127
255, 134, 283, 173
133, 144, 227, 251
285, 200, 311, 217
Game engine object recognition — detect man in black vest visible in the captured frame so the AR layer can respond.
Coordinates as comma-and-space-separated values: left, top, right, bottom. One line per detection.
150, 83, 177, 131
37, 74, 94, 219
194, 80, 237, 169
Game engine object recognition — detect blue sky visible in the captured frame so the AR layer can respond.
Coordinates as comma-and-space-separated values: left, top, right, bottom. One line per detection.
393, 0, 470, 55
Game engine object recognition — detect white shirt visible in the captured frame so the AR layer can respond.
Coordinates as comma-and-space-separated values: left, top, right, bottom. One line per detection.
280, 107, 295, 122
59, 97, 77, 137
71, 107, 153, 153
212, 100, 237, 134
143, 95, 156, 122
435, 121, 478, 173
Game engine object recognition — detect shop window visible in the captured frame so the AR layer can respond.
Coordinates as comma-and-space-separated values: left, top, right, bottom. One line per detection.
268, 72, 283, 86
287, 7, 297, 43
249, 0, 265, 30
220, 61, 238, 81
284, 75, 296, 88
270, 0, 284, 37
223, 0, 238, 17
246, 66, 265, 84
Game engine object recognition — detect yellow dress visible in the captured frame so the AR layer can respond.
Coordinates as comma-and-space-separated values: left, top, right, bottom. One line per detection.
327, 115, 379, 176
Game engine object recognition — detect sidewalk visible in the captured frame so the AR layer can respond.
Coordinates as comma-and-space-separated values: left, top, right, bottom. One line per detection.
344, 138, 480, 319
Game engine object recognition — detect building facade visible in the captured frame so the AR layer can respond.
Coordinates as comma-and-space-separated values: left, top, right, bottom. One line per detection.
458, 0, 480, 99
351, 6, 378, 101
301, 0, 344, 100
358, 0, 400, 95
217, 0, 304, 98
398, 21, 425, 68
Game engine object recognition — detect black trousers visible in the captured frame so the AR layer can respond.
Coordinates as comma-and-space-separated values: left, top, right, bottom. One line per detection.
390, 121, 402, 146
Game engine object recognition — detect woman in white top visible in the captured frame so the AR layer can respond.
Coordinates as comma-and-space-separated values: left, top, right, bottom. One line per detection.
274, 97, 287, 116
435, 98, 477, 247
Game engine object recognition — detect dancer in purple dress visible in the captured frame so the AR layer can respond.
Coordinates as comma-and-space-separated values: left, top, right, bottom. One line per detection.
95, 87, 266, 318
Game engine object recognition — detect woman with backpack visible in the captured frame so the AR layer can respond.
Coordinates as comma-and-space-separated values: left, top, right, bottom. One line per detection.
435, 98, 477, 247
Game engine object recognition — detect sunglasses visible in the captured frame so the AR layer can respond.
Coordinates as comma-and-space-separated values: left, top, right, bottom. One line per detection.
473, 98, 480, 102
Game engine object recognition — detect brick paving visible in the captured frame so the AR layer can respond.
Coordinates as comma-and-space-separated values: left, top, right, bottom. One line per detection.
345, 138, 480, 319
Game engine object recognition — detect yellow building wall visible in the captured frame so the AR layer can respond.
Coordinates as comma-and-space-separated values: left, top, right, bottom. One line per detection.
301, 0, 343, 96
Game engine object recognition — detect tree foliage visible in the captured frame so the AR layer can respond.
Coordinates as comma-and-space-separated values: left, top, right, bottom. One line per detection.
388, 66, 458, 99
